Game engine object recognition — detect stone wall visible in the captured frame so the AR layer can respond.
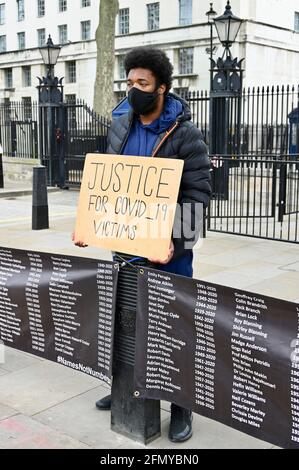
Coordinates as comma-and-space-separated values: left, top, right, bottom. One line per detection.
2, 156, 37, 184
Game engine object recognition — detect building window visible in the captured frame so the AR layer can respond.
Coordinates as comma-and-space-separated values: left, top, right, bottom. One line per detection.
58, 24, 68, 44
66, 61, 76, 83
17, 0, 25, 21
147, 2, 159, 31
295, 12, 299, 32
118, 55, 126, 79
58, 0, 67, 12
173, 87, 189, 97
0, 35, 6, 52
81, 0, 90, 6
65, 94, 76, 103
0, 3, 5, 25
22, 97, 32, 120
37, 0, 45, 17
37, 28, 46, 47
81, 20, 91, 40
18, 31, 26, 50
179, 47, 194, 74
65, 94, 76, 128
22, 66, 31, 87
179, 0, 192, 26
4, 68, 13, 88
114, 90, 126, 103
119, 8, 129, 35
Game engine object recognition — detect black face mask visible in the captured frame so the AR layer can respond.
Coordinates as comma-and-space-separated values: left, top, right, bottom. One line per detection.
128, 87, 159, 115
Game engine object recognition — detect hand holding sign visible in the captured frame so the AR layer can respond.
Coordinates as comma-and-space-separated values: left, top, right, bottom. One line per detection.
147, 239, 174, 264
71, 231, 88, 248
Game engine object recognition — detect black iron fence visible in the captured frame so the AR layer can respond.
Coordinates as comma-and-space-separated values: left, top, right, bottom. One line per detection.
0, 101, 39, 158
178, 85, 299, 156
208, 154, 299, 243
1, 85, 298, 161
39, 99, 110, 187
179, 90, 210, 145
64, 100, 110, 186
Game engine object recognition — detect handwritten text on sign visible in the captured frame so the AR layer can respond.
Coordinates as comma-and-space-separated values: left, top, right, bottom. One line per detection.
75, 154, 184, 259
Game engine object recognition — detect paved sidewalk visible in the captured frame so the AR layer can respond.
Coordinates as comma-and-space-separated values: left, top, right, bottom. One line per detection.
0, 186, 298, 449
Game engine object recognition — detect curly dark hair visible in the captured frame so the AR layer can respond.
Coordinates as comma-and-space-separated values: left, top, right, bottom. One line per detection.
124, 47, 173, 94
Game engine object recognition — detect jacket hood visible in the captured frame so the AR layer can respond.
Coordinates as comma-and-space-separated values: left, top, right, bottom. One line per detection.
167, 92, 192, 122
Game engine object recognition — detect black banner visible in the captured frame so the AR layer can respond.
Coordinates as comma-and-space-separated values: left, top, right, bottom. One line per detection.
0, 247, 118, 384
134, 268, 299, 449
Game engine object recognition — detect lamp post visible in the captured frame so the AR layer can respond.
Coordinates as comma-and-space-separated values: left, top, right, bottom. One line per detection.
205, 3, 217, 92
209, 1, 244, 152
37, 35, 65, 187
209, 1, 244, 200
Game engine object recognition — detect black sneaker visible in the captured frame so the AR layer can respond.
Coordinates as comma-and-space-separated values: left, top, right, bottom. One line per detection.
95, 394, 111, 410
168, 403, 193, 442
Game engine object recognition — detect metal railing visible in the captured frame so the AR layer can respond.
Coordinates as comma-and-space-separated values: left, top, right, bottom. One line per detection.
178, 85, 299, 156
0, 101, 39, 159
207, 154, 299, 243
63, 99, 110, 187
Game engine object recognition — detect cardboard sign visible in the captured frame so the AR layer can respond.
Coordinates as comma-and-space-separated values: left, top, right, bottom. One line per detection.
75, 154, 184, 259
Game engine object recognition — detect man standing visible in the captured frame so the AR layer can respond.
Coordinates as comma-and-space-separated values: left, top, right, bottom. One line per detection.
75, 47, 211, 442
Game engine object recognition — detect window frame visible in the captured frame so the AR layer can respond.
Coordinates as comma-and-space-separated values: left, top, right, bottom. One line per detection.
0, 3, 5, 25
4, 68, 13, 88
66, 60, 76, 83
58, 0, 67, 13
118, 55, 126, 80
37, 28, 46, 47
58, 24, 68, 44
179, 0, 192, 26
179, 47, 194, 75
17, 0, 25, 22
119, 8, 130, 35
81, 20, 91, 40
37, 0, 45, 17
0, 34, 6, 52
147, 2, 160, 31
22, 66, 32, 87
18, 31, 26, 50
22, 97, 32, 120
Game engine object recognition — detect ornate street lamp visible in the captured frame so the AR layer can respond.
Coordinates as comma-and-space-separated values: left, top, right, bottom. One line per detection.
213, 1, 243, 56
39, 35, 61, 78
37, 35, 63, 103
210, 1, 244, 95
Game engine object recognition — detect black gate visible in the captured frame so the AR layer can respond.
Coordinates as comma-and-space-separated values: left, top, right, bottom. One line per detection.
38, 98, 110, 187
64, 100, 110, 187
208, 154, 299, 243
0, 102, 38, 158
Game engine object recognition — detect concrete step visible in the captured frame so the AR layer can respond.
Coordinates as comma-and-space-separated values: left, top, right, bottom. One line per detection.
0, 187, 60, 198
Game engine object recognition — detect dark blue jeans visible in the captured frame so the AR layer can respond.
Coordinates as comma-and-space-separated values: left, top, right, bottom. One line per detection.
153, 250, 193, 278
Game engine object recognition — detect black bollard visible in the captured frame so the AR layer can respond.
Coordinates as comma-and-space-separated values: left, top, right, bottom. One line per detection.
0, 144, 3, 189
111, 254, 161, 444
32, 166, 49, 230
